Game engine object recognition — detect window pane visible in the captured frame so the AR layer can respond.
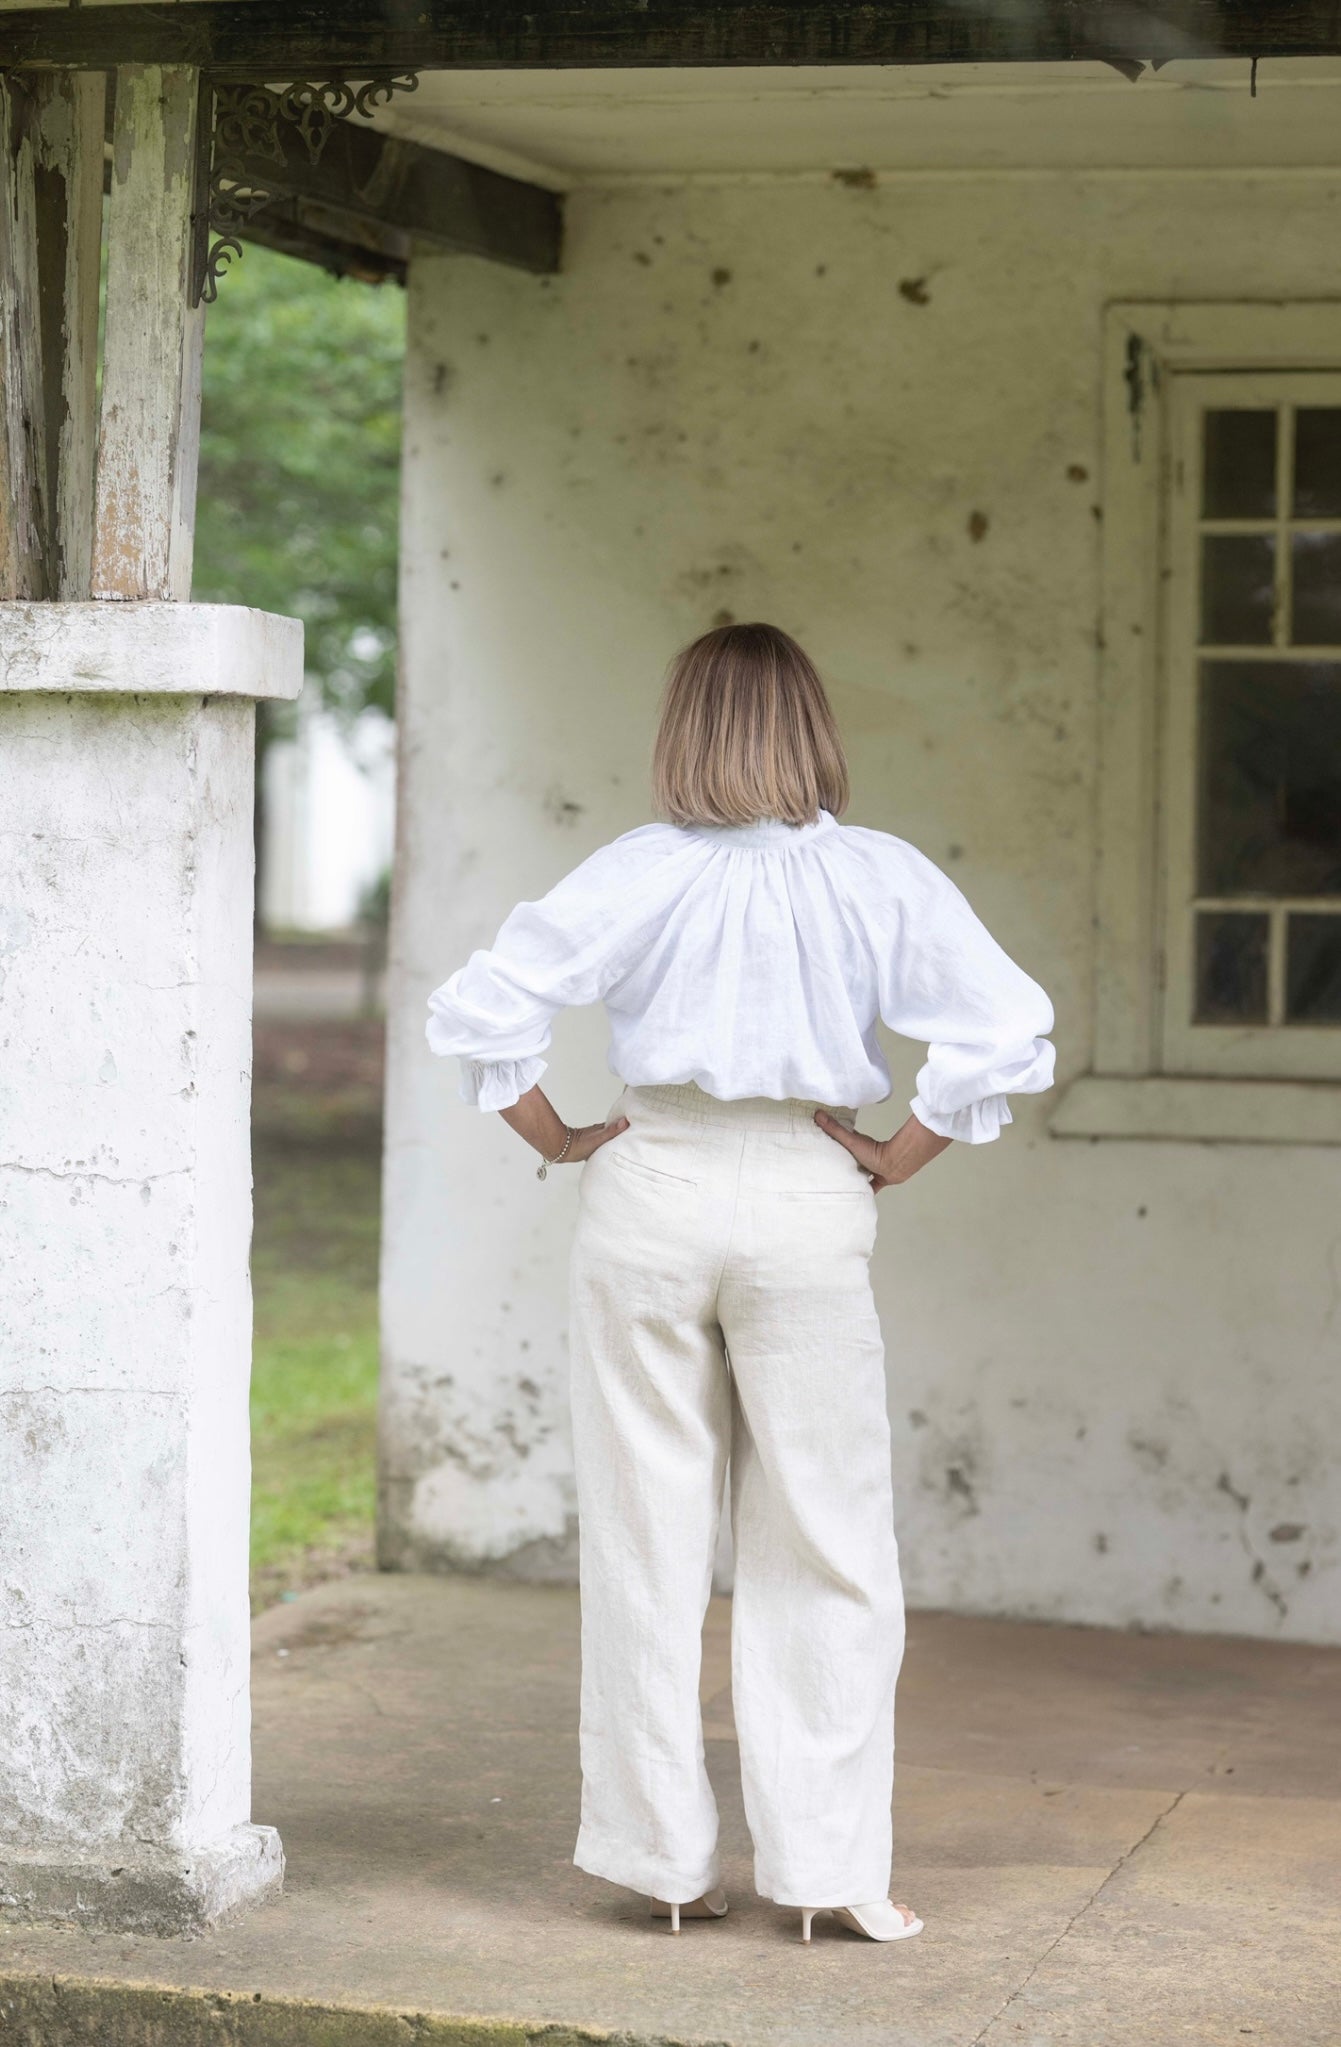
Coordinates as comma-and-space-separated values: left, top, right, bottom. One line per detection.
1291, 531, 1341, 644
1194, 911, 1269, 1024
1198, 661, 1341, 896
1293, 408, 1341, 517
1200, 534, 1275, 645
1202, 409, 1276, 518
1286, 914, 1341, 1023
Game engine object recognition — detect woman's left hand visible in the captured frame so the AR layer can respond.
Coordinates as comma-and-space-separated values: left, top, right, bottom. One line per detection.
814, 1109, 951, 1190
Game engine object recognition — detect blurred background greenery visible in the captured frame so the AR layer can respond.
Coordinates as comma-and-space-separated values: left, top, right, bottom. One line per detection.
193, 244, 404, 1609
194, 241, 404, 725
248, 1027, 384, 1611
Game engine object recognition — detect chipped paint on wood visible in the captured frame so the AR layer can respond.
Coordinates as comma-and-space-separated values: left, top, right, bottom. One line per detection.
0, 77, 48, 600
30, 70, 105, 599
92, 66, 204, 602
0, 72, 103, 600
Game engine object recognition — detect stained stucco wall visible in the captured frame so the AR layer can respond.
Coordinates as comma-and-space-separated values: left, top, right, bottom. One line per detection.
382, 171, 1341, 1641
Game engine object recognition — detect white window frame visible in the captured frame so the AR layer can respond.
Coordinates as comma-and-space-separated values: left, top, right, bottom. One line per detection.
1162, 370, 1341, 1078
1052, 302, 1341, 1145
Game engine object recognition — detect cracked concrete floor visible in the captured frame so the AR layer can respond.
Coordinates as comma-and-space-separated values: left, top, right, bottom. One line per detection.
3, 1575, 1340, 2046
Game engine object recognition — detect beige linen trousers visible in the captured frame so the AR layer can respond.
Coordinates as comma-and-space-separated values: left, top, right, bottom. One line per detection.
569, 1081, 905, 1909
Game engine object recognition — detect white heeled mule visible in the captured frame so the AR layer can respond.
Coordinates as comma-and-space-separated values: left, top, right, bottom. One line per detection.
800, 1899, 923, 1943
650, 1887, 729, 1934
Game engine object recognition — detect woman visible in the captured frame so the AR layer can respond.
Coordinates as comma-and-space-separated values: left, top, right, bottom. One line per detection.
426, 623, 1054, 1945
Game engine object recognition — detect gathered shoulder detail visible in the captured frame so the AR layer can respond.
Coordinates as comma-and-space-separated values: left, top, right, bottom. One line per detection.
827, 822, 945, 904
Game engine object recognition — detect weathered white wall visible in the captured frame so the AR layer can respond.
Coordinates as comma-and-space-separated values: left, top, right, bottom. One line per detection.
383, 172, 1341, 1641
0, 603, 300, 1930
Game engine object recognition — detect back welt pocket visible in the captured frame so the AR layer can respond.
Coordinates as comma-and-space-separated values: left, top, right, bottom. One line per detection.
607, 1149, 699, 1190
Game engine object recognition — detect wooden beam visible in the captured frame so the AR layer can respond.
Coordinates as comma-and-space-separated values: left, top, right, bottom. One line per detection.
219, 95, 560, 275
31, 70, 105, 599
237, 199, 409, 286
92, 67, 205, 601
4, 1, 1341, 74
100, 145, 415, 285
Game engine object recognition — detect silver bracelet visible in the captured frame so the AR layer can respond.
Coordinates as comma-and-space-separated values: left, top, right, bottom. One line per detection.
536, 1126, 575, 1181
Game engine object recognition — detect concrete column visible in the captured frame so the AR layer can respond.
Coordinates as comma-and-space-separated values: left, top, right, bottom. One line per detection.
0, 601, 302, 1933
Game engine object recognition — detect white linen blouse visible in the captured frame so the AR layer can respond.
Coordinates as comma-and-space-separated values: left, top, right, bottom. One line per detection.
425, 811, 1055, 1143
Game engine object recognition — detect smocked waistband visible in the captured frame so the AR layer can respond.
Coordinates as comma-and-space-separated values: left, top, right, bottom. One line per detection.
619, 1081, 857, 1132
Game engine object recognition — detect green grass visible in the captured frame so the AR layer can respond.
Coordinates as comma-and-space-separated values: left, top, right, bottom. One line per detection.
250, 1127, 382, 1608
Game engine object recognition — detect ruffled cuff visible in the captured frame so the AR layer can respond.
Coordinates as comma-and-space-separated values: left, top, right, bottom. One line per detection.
458, 1054, 548, 1112
910, 1092, 1013, 1145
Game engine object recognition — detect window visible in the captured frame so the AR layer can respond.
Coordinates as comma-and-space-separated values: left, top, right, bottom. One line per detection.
1160, 378, 1341, 1078
1058, 304, 1341, 1144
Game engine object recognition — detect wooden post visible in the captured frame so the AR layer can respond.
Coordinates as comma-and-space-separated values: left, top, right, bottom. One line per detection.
92, 66, 205, 601
31, 71, 106, 601
0, 78, 48, 601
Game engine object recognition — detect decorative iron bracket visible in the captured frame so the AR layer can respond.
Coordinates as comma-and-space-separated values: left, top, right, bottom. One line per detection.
190, 72, 420, 305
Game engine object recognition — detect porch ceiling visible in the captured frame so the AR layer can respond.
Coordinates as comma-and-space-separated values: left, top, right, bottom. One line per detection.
364, 57, 1341, 189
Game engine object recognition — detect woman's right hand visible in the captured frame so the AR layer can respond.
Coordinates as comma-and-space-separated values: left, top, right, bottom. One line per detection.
814, 1109, 951, 1191
564, 1117, 630, 1164
499, 1083, 628, 1167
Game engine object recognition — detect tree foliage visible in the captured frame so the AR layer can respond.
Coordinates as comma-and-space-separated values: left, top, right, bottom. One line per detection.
192, 244, 406, 725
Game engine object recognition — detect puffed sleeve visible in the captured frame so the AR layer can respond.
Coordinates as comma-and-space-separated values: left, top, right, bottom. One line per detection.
873, 843, 1055, 1144
425, 827, 689, 1110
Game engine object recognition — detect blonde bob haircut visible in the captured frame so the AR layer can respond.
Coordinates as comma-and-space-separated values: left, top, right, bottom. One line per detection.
651, 622, 849, 829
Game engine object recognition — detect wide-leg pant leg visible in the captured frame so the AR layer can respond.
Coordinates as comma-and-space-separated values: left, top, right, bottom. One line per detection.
720, 1181, 905, 1908
568, 1126, 733, 1903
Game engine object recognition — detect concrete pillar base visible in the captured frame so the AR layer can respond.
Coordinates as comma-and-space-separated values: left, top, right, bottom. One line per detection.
0, 603, 302, 1936
0, 1824, 283, 1937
